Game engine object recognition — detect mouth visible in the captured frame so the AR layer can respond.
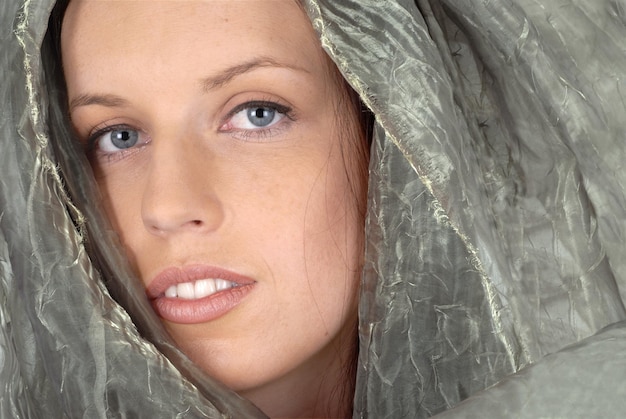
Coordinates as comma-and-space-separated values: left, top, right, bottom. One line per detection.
147, 265, 256, 324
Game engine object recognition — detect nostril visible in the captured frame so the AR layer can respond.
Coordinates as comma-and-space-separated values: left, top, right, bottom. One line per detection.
191, 220, 202, 226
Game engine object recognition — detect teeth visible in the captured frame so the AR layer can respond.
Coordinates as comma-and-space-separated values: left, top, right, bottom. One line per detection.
177, 282, 195, 299
195, 278, 216, 298
165, 286, 178, 298
164, 279, 234, 300
216, 279, 231, 291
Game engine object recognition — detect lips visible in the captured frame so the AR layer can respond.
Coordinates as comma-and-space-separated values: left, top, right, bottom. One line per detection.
147, 265, 256, 324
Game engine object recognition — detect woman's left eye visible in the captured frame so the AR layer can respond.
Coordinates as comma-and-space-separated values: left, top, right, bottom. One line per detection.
222, 101, 292, 136
239, 106, 280, 128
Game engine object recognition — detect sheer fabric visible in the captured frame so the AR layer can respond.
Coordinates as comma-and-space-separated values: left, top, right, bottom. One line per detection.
1, 0, 625, 417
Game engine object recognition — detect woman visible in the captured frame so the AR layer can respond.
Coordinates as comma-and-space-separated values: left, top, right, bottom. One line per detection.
59, 0, 368, 417
2, 0, 626, 418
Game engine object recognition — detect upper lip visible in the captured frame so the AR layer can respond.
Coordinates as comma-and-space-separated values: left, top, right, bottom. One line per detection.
146, 264, 256, 299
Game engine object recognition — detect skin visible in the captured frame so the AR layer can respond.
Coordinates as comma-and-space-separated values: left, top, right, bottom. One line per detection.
62, 1, 365, 417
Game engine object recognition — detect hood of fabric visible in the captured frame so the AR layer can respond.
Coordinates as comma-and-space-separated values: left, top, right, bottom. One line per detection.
307, 0, 626, 416
1, 0, 625, 417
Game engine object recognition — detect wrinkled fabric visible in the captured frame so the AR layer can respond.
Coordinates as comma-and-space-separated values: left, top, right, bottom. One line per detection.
1, 0, 626, 418
307, 0, 626, 416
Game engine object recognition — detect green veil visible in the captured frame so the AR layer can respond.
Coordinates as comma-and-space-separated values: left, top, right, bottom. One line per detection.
1, 0, 625, 417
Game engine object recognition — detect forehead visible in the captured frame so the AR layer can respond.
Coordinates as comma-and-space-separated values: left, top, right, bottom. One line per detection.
61, 0, 326, 94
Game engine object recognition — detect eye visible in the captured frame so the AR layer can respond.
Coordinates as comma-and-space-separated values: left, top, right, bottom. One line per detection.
223, 101, 292, 133
89, 126, 144, 154
244, 107, 279, 127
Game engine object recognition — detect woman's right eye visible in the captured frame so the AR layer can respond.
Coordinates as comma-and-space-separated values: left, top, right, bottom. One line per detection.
89, 126, 144, 154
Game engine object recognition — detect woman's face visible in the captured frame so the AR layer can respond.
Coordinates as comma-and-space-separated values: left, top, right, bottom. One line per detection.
62, 0, 364, 415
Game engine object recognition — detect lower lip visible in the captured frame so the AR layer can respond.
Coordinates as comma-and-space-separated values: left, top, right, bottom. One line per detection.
151, 284, 254, 324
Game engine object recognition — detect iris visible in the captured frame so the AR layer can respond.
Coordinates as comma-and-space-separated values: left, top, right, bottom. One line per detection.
109, 129, 138, 149
247, 107, 276, 127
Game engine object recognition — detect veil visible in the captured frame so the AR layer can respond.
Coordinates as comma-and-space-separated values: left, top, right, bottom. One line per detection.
1, 0, 625, 417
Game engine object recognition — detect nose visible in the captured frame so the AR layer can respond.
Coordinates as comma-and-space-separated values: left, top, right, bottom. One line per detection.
141, 137, 224, 236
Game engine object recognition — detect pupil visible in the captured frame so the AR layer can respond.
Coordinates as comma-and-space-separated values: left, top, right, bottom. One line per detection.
255, 108, 265, 118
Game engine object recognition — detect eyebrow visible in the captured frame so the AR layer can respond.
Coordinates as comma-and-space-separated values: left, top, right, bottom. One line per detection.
69, 57, 308, 111
69, 93, 129, 112
201, 56, 309, 91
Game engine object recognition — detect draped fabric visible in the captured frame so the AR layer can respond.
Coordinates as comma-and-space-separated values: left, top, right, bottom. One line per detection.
308, 1, 626, 416
1, 0, 625, 417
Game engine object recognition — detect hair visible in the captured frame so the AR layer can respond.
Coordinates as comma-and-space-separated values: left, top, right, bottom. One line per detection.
296, 6, 373, 414
308, 54, 372, 418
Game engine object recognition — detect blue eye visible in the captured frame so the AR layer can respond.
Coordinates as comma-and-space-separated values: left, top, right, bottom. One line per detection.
226, 101, 291, 135
90, 127, 142, 154
108, 129, 139, 149
246, 107, 277, 127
